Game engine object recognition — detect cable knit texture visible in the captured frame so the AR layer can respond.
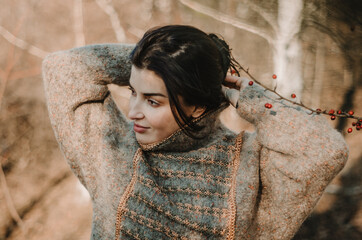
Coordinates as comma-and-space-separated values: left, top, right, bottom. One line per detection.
42, 44, 349, 240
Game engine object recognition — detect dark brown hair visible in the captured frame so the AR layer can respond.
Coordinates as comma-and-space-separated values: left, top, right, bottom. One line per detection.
130, 25, 236, 137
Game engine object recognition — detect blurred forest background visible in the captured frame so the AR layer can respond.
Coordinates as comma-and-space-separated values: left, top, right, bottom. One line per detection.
0, 0, 361, 239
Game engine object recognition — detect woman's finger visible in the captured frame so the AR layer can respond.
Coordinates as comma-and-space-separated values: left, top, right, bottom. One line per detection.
225, 75, 242, 89
221, 85, 239, 108
224, 75, 249, 90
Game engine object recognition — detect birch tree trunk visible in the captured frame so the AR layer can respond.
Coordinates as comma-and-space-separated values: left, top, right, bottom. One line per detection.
73, 0, 85, 47
180, 0, 305, 99
273, 0, 303, 99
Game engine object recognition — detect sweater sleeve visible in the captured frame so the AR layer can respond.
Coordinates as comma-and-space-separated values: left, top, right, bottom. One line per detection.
235, 82, 349, 239
42, 44, 135, 192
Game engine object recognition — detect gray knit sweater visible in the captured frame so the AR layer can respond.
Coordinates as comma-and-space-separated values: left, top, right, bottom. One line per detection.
42, 44, 348, 240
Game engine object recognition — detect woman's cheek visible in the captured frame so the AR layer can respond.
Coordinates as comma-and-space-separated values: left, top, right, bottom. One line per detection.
149, 106, 175, 129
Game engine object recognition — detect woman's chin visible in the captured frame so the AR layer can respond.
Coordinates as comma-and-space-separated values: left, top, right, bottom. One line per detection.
134, 129, 179, 146
135, 133, 154, 145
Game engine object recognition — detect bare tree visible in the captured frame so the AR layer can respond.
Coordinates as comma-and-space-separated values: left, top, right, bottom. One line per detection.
95, 0, 127, 42
0, 25, 48, 58
180, 0, 304, 98
73, 0, 86, 46
303, 0, 362, 132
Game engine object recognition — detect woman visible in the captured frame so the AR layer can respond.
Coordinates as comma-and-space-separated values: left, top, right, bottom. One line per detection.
43, 25, 348, 240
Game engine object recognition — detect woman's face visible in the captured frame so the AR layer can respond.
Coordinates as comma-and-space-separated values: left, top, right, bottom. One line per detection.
128, 66, 198, 145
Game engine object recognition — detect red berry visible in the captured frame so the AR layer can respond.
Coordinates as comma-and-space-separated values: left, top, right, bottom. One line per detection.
328, 109, 335, 115
231, 69, 236, 74
291, 93, 296, 98
337, 110, 342, 114
316, 108, 322, 114
347, 128, 353, 133
359, 119, 362, 122
352, 122, 356, 126
248, 81, 254, 86
272, 74, 277, 79
357, 126, 361, 131
265, 103, 272, 109
331, 116, 336, 120
348, 110, 354, 115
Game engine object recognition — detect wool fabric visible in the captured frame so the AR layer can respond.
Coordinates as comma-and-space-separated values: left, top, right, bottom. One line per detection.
42, 44, 349, 240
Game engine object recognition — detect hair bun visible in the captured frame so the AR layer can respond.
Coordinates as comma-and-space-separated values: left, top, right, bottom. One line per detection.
208, 33, 231, 76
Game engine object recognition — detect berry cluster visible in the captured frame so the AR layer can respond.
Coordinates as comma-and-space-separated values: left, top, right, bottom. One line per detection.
310, 108, 360, 133
236, 71, 361, 134
351, 120, 362, 132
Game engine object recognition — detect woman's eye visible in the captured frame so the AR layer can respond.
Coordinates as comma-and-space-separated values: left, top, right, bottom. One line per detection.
128, 87, 136, 96
147, 99, 159, 106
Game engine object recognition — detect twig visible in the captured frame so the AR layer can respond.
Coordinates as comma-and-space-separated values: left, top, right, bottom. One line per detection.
0, 159, 24, 230
0, 25, 48, 58
127, 25, 145, 39
1, 126, 34, 157
179, 0, 273, 45
325, 184, 362, 196
0, 20, 42, 111
246, 1, 277, 33
0, 34, 17, 111
238, 65, 362, 122
9, 66, 41, 82
95, 0, 127, 42
73, 0, 86, 46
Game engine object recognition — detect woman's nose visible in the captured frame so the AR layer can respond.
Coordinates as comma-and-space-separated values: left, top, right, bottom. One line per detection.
128, 99, 144, 120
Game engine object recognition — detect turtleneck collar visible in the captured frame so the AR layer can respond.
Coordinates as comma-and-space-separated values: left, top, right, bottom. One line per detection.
137, 106, 227, 152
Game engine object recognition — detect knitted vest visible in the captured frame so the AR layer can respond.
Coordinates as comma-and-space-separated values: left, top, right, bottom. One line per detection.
114, 111, 243, 240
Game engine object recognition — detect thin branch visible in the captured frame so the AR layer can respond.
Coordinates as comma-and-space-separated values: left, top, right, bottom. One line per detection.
9, 67, 41, 81
246, 1, 277, 33
0, 39, 16, 111
179, 0, 273, 45
0, 25, 48, 58
95, 0, 127, 42
0, 160, 24, 230
325, 184, 362, 196
127, 25, 145, 39
73, 0, 86, 46
238, 66, 362, 123
303, 19, 345, 51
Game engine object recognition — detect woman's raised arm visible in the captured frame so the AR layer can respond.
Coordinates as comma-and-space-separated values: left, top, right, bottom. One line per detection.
224, 76, 349, 239
42, 44, 134, 191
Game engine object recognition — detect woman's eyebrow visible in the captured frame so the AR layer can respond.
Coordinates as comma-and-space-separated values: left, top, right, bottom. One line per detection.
143, 92, 168, 98
129, 84, 167, 98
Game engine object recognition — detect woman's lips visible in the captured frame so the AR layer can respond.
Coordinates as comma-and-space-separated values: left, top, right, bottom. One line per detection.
133, 123, 149, 133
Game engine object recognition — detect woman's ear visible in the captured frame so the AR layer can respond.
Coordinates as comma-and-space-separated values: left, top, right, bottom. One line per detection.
191, 106, 206, 118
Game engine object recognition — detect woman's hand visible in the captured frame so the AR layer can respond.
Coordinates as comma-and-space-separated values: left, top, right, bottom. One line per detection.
221, 75, 250, 108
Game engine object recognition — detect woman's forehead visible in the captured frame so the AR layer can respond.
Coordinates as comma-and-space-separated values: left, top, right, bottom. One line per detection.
130, 66, 167, 94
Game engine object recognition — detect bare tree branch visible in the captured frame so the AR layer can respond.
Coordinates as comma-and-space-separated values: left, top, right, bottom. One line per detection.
0, 25, 48, 58
73, 0, 86, 46
127, 25, 145, 39
238, 65, 362, 122
95, 0, 127, 42
9, 67, 41, 81
0, 22, 41, 112
0, 41, 16, 110
304, 19, 346, 52
179, 0, 273, 45
0, 160, 24, 230
311, 40, 325, 108
245, 0, 277, 33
